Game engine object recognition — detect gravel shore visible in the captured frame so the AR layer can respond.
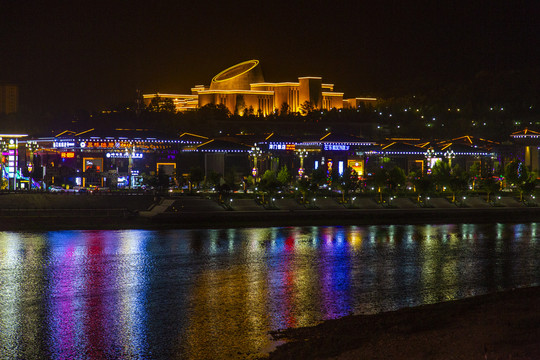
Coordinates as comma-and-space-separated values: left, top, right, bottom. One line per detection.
268, 286, 540, 359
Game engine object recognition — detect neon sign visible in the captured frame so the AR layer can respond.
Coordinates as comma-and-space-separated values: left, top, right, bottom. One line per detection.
285, 144, 296, 151
61, 152, 75, 158
82, 141, 116, 148
324, 144, 350, 151
106, 152, 143, 159
53, 141, 75, 148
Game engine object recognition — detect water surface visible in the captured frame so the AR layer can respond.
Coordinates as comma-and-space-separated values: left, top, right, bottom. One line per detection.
0, 224, 539, 359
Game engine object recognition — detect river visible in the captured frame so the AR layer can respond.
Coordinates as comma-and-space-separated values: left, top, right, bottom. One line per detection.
0, 224, 539, 359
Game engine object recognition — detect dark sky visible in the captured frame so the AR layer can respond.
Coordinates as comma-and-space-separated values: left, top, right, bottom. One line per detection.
1, 0, 539, 112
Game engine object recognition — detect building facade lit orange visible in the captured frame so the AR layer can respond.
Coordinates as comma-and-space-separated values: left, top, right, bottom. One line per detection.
143, 60, 376, 114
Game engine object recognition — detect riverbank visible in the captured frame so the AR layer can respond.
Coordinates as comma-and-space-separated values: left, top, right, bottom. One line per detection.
268, 286, 540, 359
1, 193, 540, 230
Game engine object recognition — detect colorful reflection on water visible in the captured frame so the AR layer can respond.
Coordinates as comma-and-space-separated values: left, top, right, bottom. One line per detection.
0, 224, 539, 359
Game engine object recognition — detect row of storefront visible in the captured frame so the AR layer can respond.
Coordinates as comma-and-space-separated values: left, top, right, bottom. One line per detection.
0, 128, 535, 191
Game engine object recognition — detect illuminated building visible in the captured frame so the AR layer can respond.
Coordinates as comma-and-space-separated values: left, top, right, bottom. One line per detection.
510, 128, 540, 172
343, 97, 378, 109
28, 129, 204, 188
0, 134, 27, 190
14, 129, 503, 190
254, 132, 376, 178
144, 60, 375, 115
0, 83, 18, 114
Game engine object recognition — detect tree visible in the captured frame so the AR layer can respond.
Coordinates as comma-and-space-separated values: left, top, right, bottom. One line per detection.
310, 167, 328, 188
296, 177, 310, 204
520, 178, 537, 201
300, 101, 315, 116
206, 171, 222, 189
217, 183, 232, 204
258, 170, 280, 205
505, 160, 536, 201
277, 166, 292, 189
431, 160, 452, 191
468, 162, 481, 189
372, 167, 389, 203
388, 166, 406, 193
337, 167, 359, 203
280, 102, 290, 116
448, 176, 468, 203
147, 95, 176, 113
414, 177, 434, 202
243, 105, 254, 117
189, 166, 204, 190
198, 103, 231, 122
481, 176, 500, 203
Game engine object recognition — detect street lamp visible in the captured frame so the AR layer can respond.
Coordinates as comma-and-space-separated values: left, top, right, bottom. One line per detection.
295, 149, 308, 177
248, 145, 263, 180
25, 140, 40, 190
444, 149, 455, 168
425, 148, 435, 174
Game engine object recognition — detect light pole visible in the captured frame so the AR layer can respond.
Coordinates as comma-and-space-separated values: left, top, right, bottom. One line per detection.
26, 141, 39, 190
248, 145, 263, 181
125, 145, 136, 189
295, 149, 308, 177
445, 149, 455, 169
425, 147, 435, 175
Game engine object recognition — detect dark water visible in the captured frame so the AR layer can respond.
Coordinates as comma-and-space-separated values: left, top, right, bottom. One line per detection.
0, 224, 539, 359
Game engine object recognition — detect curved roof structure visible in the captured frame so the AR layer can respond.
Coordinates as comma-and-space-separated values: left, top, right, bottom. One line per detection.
209, 60, 264, 90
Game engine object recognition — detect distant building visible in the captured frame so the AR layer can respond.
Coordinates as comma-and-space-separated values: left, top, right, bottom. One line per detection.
0, 83, 18, 114
343, 97, 378, 109
144, 60, 376, 115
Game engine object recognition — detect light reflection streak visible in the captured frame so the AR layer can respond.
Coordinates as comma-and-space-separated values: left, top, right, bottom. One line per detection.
368, 225, 376, 243
348, 226, 362, 250
118, 230, 149, 358
20, 234, 46, 359
0, 233, 23, 359
388, 225, 395, 243
405, 224, 414, 245
47, 231, 87, 358
1, 223, 540, 359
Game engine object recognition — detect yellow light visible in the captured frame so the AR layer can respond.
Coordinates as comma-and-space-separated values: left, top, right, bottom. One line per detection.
319, 132, 331, 140
198, 90, 273, 95
250, 82, 299, 87
156, 162, 176, 172
211, 60, 260, 84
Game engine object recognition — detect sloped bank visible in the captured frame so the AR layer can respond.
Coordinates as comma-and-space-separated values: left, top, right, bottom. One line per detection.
267, 286, 540, 359
147, 206, 540, 229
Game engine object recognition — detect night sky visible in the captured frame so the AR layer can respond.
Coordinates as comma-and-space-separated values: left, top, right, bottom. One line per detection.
1, 0, 538, 112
